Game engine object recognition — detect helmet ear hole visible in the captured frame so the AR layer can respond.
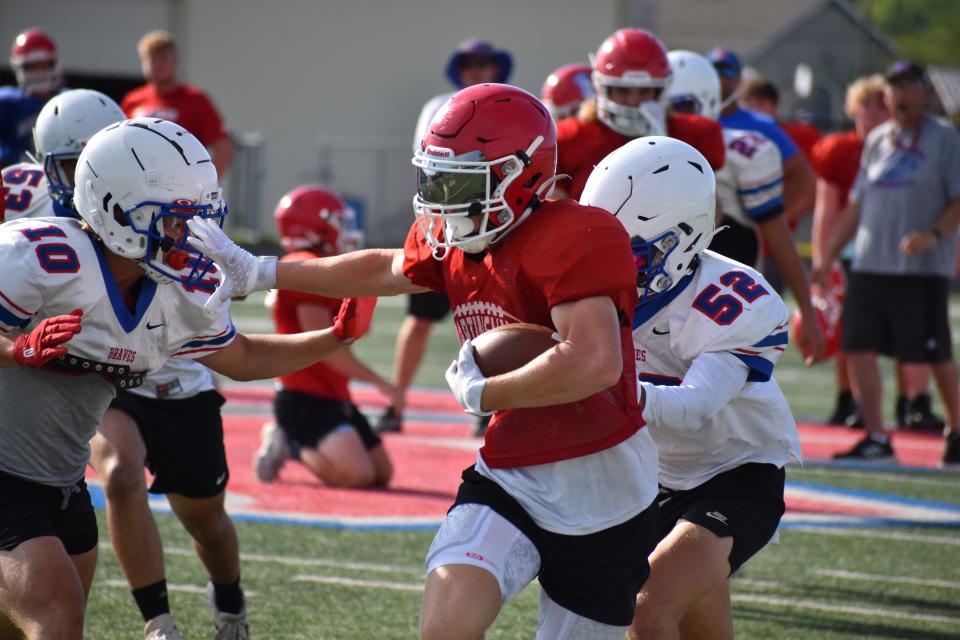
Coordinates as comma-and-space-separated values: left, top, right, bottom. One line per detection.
112, 203, 128, 227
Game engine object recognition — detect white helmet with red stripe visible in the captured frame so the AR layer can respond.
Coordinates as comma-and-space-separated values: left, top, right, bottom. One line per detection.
10, 28, 62, 97
591, 28, 671, 138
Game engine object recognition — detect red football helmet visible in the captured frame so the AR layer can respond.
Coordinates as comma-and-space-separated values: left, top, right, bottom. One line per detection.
10, 28, 61, 97
412, 83, 557, 258
591, 28, 671, 137
791, 265, 844, 361
541, 63, 595, 120
274, 186, 363, 254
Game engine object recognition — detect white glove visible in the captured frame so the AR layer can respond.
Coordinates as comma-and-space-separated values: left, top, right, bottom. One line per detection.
186, 218, 277, 311
445, 340, 493, 417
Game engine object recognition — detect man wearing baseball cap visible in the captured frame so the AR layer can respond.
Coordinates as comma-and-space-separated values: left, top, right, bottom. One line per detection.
815, 60, 960, 465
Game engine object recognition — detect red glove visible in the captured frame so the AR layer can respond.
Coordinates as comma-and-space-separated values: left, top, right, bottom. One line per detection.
332, 297, 377, 344
13, 309, 83, 368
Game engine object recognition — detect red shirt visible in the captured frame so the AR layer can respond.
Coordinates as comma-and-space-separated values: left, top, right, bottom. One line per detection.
403, 200, 644, 468
557, 113, 726, 200
121, 84, 228, 146
811, 130, 862, 209
780, 120, 822, 163
273, 250, 350, 401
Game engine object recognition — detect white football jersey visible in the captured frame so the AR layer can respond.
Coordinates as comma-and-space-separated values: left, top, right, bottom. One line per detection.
3, 168, 215, 400
0, 216, 236, 380
716, 128, 784, 228
633, 251, 801, 490
1, 162, 54, 222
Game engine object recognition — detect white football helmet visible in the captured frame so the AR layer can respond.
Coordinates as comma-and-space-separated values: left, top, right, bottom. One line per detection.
73, 118, 227, 285
580, 136, 716, 303
33, 89, 126, 211
665, 50, 721, 121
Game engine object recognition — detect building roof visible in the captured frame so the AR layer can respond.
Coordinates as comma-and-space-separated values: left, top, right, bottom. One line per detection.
928, 66, 960, 116
748, 0, 899, 61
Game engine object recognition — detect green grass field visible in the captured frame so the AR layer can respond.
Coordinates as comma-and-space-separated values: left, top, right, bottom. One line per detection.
82, 293, 960, 639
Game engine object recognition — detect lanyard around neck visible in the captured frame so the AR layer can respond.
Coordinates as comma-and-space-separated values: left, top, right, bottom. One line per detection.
891, 117, 924, 155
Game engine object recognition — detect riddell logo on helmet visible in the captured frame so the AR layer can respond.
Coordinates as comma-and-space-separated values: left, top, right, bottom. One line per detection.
424, 146, 454, 158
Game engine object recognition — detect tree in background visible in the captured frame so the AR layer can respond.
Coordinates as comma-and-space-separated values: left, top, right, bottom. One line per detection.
856, 0, 960, 65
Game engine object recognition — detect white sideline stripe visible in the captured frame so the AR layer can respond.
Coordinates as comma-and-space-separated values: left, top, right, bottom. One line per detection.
400, 434, 483, 451
813, 569, 960, 590
99, 579, 258, 597
784, 486, 960, 522
292, 574, 423, 592
731, 593, 960, 626
791, 527, 960, 546
102, 543, 425, 576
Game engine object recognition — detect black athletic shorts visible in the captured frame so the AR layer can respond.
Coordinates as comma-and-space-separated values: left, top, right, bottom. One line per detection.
842, 272, 952, 362
273, 388, 382, 450
406, 291, 451, 321
452, 466, 658, 627
709, 215, 760, 266
0, 472, 97, 555
656, 463, 785, 575
109, 389, 229, 499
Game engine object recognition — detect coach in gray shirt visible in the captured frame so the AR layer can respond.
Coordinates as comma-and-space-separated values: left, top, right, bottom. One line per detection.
815, 61, 960, 465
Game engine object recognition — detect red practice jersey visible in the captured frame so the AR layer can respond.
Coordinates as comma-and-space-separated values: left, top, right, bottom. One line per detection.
780, 120, 822, 164
557, 113, 726, 200
121, 84, 229, 147
403, 199, 644, 468
272, 250, 350, 401
811, 130, 862, 210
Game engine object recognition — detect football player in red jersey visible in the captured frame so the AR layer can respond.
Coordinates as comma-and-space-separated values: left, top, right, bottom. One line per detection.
188, 83, 660, 640
540, 63, 595, 121
554, 28, 725, 200
255, 185, 395, 487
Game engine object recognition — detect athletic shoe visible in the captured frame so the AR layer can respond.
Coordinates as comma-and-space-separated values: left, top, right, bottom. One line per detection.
375, 406, 403, 433
941, 431, 960, 467
472, 414, 491, 438
903, 394, 945, 432
253, 422, 290, 483
144, 614, 183, 640
207, 582, 251, 640
827, 391, 859, 426
832, 434, 895, 462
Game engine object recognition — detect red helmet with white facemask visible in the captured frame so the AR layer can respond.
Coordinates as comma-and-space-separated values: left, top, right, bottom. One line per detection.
591, 28, 671, 138
10, 28, 62, 97
412, 83, 557, 258
541, 63, 595, 120
274, 185, 363, 255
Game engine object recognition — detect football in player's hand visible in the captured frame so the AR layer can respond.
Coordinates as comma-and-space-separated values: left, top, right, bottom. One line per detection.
471, 323, 561, 377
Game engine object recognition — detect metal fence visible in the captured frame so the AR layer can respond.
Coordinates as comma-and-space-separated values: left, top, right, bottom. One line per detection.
316, 134, 416, 248
222, 130, 267, 242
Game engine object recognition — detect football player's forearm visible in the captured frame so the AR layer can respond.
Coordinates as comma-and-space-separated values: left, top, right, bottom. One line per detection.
0, 337, 15, 368
203, 331, 344, 381
481, 341, 621, 410
642, 352, 748, 432
824, 201, 861, 266
276, 249, 416, 298
760, 217, 814, 313
782, 155, 816, 223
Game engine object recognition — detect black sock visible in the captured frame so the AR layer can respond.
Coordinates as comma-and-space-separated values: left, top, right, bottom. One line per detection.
132, 579, 170, 622
212, 578, 245, 615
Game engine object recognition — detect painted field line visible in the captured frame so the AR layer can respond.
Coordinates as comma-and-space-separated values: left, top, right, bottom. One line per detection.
103, 543, 425, 576
813, 569, 960, 590
99, 579, 258, 597
791, 527, 960, 546
292, 574, 423, 592
795, 467, 960, 488
731, 593, 960, 626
